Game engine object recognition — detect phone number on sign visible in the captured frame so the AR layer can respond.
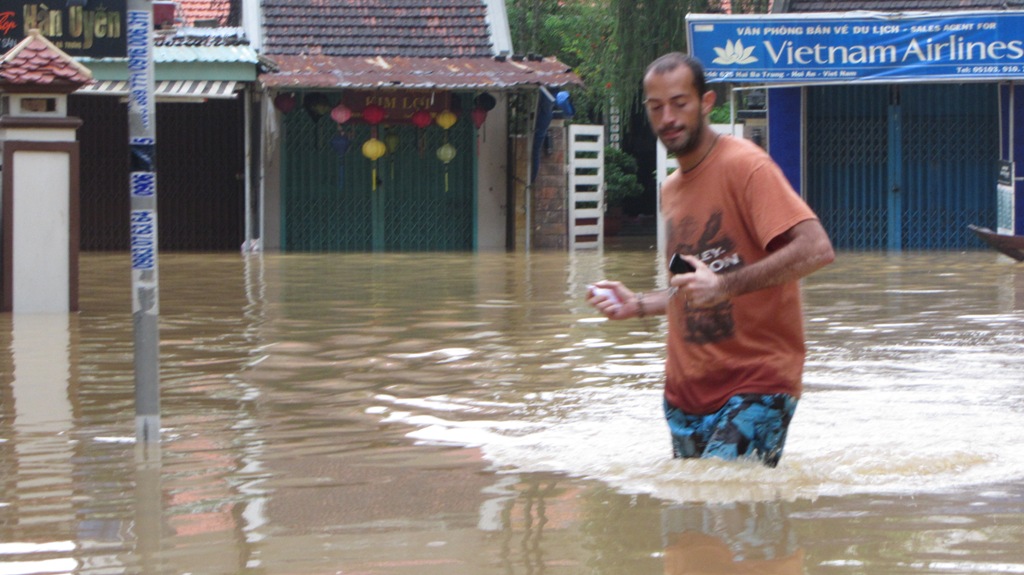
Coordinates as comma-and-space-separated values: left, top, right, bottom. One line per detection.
957, 65, 1021, 73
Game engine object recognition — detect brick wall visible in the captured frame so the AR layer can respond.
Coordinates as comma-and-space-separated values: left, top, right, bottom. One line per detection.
530, 119, 567, 250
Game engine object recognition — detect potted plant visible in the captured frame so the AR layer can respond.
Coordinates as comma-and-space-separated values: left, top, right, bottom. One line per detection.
604, 145, 644, 236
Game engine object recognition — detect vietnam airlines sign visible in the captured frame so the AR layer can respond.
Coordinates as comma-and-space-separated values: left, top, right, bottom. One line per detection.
687, 11, 1024, 83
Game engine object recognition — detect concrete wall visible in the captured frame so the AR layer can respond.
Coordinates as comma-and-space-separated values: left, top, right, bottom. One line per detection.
0, 113, 80, 313
11, 150, 71, 311
475, 93, 509, 251
261, 92, 282, 251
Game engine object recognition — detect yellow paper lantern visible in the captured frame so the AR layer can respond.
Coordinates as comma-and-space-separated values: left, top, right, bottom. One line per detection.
436, 143, 456, 163
362, 138, 386, 161
436, 143, 457, 192
435, 110, 458, 130
362, 138, 387, 190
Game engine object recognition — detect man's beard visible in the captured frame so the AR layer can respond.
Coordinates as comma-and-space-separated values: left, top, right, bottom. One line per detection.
663, 114, 705, 157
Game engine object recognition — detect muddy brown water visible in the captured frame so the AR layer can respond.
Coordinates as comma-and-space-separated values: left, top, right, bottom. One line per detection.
1, 243, 1023, 574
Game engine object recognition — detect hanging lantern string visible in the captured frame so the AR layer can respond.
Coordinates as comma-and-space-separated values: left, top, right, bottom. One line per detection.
435, 109, 459, 192
437, 143, 456, 193
362, 137, 386, 191
411, 109, 432, 156
358, 104, 389, 192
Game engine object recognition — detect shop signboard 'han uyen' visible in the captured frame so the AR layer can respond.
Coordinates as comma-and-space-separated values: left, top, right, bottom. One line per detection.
0, 1, 126, 58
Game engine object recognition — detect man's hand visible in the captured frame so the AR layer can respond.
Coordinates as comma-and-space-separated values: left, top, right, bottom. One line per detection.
586, 281, 635, 319
669, 256, 727, 308
668, 219, 835, 308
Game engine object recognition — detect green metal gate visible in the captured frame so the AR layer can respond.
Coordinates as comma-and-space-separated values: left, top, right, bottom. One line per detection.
805, 83, 998, 250
281, 94, 476, 252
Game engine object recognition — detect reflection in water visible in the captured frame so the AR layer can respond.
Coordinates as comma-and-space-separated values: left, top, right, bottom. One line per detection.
0, 249, 1022, 574
662, 501, 802, 575
4, 314, 80, 574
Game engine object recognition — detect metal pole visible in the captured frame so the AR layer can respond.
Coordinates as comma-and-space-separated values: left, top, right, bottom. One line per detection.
243, 89, 253, 250
127, 0, 160, 444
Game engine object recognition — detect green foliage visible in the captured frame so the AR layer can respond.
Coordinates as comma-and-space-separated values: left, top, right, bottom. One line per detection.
608, 0, 702, 122
505, 0, 771, 133
506, 0, 616, 123
604, 0, 771, 134
604, 146, 643, 206
709, 104, 732, 124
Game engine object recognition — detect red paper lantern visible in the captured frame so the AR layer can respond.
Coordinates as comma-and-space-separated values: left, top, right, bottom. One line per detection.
410, 109, 432, 129
363, 104, 386, 125
471, 107, 488, 129
274, 93, 296, 114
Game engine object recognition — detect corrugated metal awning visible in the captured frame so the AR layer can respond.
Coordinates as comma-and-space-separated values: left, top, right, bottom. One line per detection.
259, 55, 582, 90
75, 80, 240, 100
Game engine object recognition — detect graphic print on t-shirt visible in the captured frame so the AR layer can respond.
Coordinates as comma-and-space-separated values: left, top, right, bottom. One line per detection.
671, 211, 745, 345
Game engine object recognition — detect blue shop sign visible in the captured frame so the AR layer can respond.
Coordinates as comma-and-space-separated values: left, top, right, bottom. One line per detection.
687, 11, 1024, 83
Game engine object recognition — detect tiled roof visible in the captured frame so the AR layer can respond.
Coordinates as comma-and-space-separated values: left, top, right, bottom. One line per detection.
155, 27, 251, 48
260, 54, 581, 89
258, 0, 581, 90
0, 30, 92, 89
178, 0, 234, 26
261, 0, 494, 58
77, 27, 258, 68
152, 27, 259, 64
778, 0, 1016, 11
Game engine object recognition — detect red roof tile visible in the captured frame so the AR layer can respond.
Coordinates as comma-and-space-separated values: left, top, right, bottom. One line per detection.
0, 30, 92, 90
261, 0, 496, 58
177, 0, 234, 26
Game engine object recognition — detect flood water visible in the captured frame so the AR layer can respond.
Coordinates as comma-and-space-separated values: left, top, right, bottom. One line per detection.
2, 242, 1024, 575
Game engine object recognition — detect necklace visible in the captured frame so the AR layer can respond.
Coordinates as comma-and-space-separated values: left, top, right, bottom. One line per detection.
682, 133, 720, 173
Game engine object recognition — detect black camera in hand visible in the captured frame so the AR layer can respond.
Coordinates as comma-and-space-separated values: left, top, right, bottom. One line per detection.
669, 253, 696, 274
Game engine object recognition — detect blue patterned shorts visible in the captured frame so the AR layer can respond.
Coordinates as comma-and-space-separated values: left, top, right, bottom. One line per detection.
663, 393, 798, 467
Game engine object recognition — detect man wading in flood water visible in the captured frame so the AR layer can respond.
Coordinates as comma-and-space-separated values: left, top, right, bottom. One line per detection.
588, 52, 834, 467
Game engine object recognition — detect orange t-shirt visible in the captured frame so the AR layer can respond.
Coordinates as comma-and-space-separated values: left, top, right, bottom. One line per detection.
661, 135, 817, 414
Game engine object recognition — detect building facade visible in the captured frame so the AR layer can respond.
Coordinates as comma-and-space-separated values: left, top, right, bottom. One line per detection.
690, 1, 1023, 250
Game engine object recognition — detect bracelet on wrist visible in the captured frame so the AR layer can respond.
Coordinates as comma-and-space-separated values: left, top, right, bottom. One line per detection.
636, 292, 646, 318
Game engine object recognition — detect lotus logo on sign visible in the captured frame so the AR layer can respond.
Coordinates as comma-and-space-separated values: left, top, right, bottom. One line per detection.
713, 39, 758, 65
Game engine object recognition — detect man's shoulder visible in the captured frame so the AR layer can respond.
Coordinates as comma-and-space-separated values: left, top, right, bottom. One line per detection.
719, 134, 771, 159
716, 135, 781, 174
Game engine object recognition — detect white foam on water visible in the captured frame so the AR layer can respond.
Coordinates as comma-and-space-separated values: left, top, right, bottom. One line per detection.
0, 558, 78, 575
373, 366, 1024, 503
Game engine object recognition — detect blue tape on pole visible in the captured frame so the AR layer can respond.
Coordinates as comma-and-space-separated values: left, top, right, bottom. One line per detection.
130, 171, 156, 198
130, 144, 156, 172
130, 209, 157, 270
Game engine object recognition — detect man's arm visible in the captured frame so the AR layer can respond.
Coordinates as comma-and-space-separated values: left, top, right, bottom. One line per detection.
673, 218, 834, 308
587, 281, 675, 320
